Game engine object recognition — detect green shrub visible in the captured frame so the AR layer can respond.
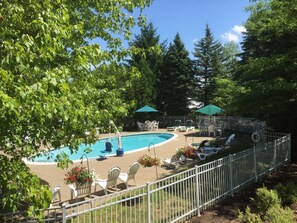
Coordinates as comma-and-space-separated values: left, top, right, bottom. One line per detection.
238, 206, 263, 223
238, 185, 296, 223
265, 204, 295, 223
251, 186, 281, 214
274, 180, 297, 205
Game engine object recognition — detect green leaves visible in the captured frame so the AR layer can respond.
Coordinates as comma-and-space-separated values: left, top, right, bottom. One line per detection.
234, 0, 297, 137
0, 0, 152, 216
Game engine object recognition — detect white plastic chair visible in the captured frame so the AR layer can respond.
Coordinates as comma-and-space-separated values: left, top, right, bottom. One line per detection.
208, 125, 216, 137
137, 121, 145, 131
152, 120, 159, 130
118, 162, 140, 188
50, 186, 61, 207
94, 166, 121, 195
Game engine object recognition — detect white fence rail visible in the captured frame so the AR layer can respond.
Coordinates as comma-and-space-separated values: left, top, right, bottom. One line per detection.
1, 132, 291, 223
159, 116, 266, 133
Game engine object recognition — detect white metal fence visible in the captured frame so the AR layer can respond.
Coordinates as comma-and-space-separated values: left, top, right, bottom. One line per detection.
158, 115, 266, 133
1, 132, 290, 223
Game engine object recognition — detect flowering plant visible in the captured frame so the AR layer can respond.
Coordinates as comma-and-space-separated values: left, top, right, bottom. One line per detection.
64, 165, 93, 185
176, 145, 196, 158
138, 154, 161, 167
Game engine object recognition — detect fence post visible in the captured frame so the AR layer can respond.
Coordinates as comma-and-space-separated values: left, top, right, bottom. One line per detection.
146, 182, 151, 223
288, 134, 291, 162
273, 139, 277, 170
195, 165, 201, 216
62, 203, 66, 223
253, 146, 258, 182
229, 154, 234, 197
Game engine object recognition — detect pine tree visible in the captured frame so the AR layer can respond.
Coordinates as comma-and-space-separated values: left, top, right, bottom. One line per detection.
161, 33, 194, 115
128, 23, 165, 108
193, 24, 225, 105
223, 41, 240, 78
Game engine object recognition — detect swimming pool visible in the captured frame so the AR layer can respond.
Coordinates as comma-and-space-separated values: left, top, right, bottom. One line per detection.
29, 133, 176, 163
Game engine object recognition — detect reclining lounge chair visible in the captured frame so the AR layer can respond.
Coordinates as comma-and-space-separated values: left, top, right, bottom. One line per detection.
167, 120, 182, 131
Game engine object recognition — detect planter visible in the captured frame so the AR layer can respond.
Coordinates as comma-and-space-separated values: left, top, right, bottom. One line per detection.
69, 182, 92, 200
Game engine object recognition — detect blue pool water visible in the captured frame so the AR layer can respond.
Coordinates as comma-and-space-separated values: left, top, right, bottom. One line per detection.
30, 133, 175, 163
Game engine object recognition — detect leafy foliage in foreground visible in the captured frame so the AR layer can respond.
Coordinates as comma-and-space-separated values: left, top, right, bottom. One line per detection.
0, 0, 151, 216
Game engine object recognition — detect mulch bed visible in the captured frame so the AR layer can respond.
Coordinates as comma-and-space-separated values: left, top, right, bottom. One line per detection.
186, 163, 297, 223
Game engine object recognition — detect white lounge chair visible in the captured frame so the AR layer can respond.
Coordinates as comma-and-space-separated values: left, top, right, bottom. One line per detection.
195, 140, 219, 160
224, 134, 236, 148
167, 120, 182, 131
94, 166, 121, 195
197, 151, 216, 160
161, 158, 176, 170
118, 162, 140, 188
185, 120, 195, 132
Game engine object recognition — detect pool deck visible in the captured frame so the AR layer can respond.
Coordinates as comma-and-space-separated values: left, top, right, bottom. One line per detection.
27, 129, 212, 204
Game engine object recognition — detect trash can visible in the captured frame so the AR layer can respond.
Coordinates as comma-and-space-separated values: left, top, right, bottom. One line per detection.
116, 148, 124, 156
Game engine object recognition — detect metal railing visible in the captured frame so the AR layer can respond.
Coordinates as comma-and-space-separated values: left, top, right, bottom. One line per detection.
1, 132, 290, 223
158, 115, 266, 133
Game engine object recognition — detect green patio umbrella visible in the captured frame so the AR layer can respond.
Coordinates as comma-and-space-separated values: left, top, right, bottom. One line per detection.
135, 105, 159, 113
196, 104, 223, 115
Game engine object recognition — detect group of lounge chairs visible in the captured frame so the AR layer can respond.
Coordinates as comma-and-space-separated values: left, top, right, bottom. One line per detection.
167, 120, 195, 132
167, 119, 225, 137
194, 134, 235, 160
161, 134, 236, 169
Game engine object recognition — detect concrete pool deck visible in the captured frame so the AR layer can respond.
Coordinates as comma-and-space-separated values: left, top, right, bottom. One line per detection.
27, 129, 212, 204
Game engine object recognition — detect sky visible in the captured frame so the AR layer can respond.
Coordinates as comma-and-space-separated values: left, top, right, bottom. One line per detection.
135, 0, 251, 55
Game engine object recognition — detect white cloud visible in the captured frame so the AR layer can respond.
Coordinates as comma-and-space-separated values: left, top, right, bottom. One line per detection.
221, 32, 239, 42
232, 25, 247, 34
192, 38, 199, 44
221, 25, 247, 43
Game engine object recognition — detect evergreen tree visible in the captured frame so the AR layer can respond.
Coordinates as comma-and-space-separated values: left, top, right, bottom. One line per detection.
233, 0, 297, 160
128, 23, 165, 108
223, 41, 240, 78
210, 42, 240, 109
193, 24, 225, 105
161, 33, 194, 115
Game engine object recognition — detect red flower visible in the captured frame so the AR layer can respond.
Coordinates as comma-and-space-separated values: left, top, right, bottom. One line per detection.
64, 165, 93, 185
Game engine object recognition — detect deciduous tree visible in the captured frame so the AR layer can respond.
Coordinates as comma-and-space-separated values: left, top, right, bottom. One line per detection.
0, 0, 151, 216
234, 0, 297, 160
